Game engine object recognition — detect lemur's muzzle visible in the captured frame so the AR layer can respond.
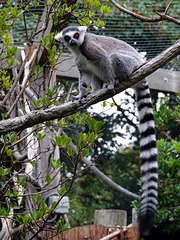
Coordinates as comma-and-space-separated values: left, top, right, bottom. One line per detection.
70, 39, 77, 46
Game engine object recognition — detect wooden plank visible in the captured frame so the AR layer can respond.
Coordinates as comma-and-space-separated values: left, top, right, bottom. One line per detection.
94, 210, 127, 226
56, 54, 79, 80
43, 224, 140, 240
132, 208, 139, 240
99, 230, 121, 240
147, 68, 180, 93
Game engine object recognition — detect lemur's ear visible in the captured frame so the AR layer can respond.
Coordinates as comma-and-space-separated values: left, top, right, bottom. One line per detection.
78, 26, 88, 32
54, 31, 63, 41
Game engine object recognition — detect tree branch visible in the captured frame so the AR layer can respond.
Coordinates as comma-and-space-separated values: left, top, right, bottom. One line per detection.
0, 39, 179, 134
63, 131, 140, 200
109, 0, 180, 25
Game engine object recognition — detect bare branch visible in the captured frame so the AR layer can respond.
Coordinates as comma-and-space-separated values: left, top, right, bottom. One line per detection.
164, 2, 172, 15
0, 38, 179, 134
4, 47, 38, 119
63, 132, 140, 200
109, 0, 180, 25
19, 173, 42, 190
0, 46, 31, 112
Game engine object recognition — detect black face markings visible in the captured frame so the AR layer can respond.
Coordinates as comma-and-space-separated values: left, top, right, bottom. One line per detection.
82, 82, 87, 88
64, 35, 71, 43
74, 33, 79, 39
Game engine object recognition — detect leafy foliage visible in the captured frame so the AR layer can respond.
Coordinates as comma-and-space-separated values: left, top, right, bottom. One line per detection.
154, 93, 180, 140
0, 0, 180, 238
156, 139, 180, 233
154, 93, 180, 234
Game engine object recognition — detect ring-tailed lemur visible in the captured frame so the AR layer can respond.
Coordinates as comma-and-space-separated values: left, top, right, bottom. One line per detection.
55, 26, 158, 236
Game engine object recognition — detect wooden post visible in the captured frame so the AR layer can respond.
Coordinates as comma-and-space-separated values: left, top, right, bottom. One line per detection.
132, 208, 140, 240
94, 209, 127, 226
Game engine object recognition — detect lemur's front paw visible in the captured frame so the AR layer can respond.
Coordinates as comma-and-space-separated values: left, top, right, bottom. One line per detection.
72, 92, 90, 102
107, 83, 116, 95
72, 95, 79, 102
79, 92, 90, 101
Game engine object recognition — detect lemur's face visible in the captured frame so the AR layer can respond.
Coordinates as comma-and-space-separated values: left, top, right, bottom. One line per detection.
55, 26, 87, 47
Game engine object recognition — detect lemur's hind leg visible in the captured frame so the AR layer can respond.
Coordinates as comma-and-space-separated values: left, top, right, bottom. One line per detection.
72, 70, 91, 101
110, 53, 139, 83
91, 75, 103, 92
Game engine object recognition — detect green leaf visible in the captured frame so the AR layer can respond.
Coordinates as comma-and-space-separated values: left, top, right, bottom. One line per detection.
36, 211, 43, 220
0, 167, 4, 176
100, 5, 111, 14
82, 147, 89, 158
57, 187, 66, 195
57, 120, 62, 127
67, 147, 72, 156
35, 65, 43, 74
88, 132, 95, 142
41, 201, 48, 212
54, 136, 61, 146
92, 0, 101, 9
33, 14, 39, 19
37, 133, 46, 140
65, 137, 72, 147
62, 226, 70, 232
102, 101, 107, 107
6, 59, 14, 67
96, 121, 104, 132
17, 175, 26, 184
46, 175, 52, 184
42, 98, 47, 104
42, 36, 48, 46
6, 189, 13, 198
6, 149, 13, 156
4, 168, 11, 175
97, 133, 104, 138
10, 134, 17, 143
32, 194, 41, 203
11, 46, 18, 55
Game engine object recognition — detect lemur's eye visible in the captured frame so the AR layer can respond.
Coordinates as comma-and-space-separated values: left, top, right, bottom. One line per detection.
64, 36, 71, 42
74, 33, 79, 39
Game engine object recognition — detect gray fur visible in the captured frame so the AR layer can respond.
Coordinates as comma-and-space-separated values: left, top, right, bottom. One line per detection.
55, 26, 143, 100
55, 26, 158, 236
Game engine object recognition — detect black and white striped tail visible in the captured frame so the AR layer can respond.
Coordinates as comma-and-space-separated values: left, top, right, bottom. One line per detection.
136, 79, 158, 236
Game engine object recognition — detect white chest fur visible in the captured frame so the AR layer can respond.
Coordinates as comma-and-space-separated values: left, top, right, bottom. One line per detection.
70, 48, 105, 82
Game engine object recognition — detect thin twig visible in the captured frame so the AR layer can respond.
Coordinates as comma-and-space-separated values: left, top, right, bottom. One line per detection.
164, 2, 172, 15
0, 46, 31, 112
23, 11, 29, 41
148, 4, 162, 17
109, 0, 180, 25
5, 47, 38, 119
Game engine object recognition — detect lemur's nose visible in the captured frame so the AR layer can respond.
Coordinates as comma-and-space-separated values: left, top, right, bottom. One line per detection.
70, 39, 77, 46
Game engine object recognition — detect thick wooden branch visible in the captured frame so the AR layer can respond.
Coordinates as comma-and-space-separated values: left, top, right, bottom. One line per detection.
109, 0, 180, 25
0, 39, 179, 134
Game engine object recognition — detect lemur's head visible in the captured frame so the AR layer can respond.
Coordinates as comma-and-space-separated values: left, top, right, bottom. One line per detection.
55, 26, 87, 47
